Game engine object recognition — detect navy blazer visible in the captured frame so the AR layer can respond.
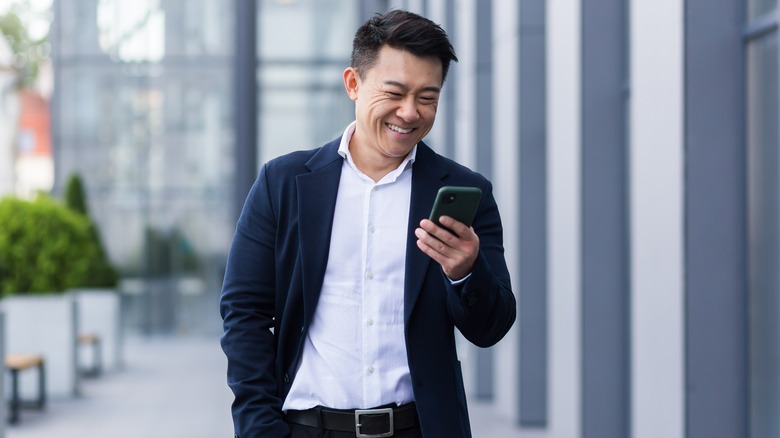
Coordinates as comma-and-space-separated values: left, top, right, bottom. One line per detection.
220, 138, 516, 437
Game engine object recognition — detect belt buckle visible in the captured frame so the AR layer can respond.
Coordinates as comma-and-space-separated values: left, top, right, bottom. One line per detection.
354, 407, 394, 437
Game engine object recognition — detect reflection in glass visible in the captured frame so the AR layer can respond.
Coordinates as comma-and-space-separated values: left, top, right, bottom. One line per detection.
97, 0, 165, 62
747, 32, 779, 438
53, 0, 234, 334
748, 0, 778, 20
260, 67, 353, 163
257, 0, 358, 164
259, 0, 357, 60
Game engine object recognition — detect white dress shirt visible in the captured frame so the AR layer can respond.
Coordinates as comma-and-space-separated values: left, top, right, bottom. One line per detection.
282, 122, 417, 411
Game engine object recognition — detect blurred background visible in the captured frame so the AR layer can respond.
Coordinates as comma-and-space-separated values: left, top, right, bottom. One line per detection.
0, 0, 773, 437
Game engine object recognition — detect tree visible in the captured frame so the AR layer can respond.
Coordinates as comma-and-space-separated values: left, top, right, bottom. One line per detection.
64, 173, 119, 288
0, 7, 48, 89
65, 173, 88, 215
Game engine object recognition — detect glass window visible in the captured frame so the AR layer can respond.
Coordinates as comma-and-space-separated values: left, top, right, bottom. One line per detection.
158, 0, 232, 57
54, 0, 234, 334
258, 0, 357, 60
259, 65, 353, 163
747, 31, 779, 438
257, 0, 358, 163
748, 0, 778, 20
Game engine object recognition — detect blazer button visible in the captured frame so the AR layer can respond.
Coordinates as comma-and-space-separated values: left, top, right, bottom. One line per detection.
283, 373, 290, 383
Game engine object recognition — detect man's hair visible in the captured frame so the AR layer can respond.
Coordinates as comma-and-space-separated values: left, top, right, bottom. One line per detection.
351, 9, 458, 83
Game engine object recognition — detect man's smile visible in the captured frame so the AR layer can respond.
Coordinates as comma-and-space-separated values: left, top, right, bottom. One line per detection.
386, 123, 415, 134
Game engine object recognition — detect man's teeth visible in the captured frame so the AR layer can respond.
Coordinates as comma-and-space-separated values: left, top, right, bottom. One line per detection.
387, 124, 413, 134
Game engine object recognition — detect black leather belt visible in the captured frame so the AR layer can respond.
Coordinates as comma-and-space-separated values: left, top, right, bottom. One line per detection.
285, 403, 418, 437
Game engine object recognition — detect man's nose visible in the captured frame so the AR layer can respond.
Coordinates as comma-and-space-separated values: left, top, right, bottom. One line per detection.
397, 98, 420, 122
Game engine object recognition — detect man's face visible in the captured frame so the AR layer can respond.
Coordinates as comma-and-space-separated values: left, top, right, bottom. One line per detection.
344, 45, 443, 164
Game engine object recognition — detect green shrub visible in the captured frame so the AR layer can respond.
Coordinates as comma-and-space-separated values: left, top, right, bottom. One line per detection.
64, 173, 119, 288
82, 221, 119, 288
0, 196, 99, 295
64, 173, 88, 216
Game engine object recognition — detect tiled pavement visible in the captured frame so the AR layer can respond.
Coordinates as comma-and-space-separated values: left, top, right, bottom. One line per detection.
5, 335, 520, 438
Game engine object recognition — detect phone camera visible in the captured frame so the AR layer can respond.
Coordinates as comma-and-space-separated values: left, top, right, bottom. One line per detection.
445, 194, 456, 203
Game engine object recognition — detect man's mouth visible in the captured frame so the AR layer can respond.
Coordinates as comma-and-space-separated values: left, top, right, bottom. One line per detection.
387, 123, 414, 134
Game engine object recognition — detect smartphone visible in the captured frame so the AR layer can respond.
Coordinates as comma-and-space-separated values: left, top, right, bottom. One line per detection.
429, 186, 483, 234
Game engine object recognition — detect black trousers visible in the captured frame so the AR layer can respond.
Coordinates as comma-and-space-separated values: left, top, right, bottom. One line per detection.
289, 422, 423, 438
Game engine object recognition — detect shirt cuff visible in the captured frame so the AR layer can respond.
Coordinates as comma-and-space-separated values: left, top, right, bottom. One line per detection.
448, 272, 472, 285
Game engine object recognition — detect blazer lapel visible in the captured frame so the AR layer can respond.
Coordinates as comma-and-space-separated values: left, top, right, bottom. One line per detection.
404, 142, 449, 323
296, 139, 343, 326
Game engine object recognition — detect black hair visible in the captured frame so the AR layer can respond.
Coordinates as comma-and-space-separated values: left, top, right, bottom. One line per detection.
351, 9, 458, 83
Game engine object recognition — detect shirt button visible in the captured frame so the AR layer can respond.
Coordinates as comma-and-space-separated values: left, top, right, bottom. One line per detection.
367, 272, 374, 280
369, 226, 375, 234
368, 366, 375, 374
367, 319, 374, 326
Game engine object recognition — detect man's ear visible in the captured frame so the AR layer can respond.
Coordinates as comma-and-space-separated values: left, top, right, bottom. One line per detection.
343, 67, 360, 101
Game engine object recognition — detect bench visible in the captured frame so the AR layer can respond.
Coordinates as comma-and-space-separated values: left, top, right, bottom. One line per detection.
5, 354, 46, 424
78, 333, 102, 377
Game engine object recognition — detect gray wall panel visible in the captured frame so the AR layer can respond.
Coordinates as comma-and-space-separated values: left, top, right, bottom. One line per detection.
444, 0, 457, 159
684, 1, 748, 437
234, 0, 258, 221
519, 0, 548, 427
581, 1, 630, 437
474, 0, 495, 399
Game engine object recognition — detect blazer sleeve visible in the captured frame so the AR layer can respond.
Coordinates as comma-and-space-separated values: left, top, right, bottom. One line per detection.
445, 179, 517, 348
220, 164, 290, 437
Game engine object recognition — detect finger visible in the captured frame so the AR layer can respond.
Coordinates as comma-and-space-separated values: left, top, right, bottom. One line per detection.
416, 227, 471, 267
419, 218, 459, 244
415, 236, 436, 257
437, 216, 476, 240
416, 234, 450, 265
416, 238, 470, 279
415, 227, 453, 255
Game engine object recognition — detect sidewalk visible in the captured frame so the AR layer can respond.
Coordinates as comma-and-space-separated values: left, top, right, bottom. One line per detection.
5, 335, 519, 437
6, 335, 234, 438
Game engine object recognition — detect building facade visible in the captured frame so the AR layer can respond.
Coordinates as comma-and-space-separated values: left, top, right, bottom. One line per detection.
0, 32, 18, 197
51, 0, 776, 437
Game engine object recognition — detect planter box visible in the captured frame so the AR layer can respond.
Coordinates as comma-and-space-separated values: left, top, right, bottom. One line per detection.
1, 294, 79, 399
70, 288, 123, 372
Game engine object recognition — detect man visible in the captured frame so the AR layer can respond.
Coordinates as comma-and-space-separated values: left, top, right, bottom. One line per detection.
220, 9, 516, 438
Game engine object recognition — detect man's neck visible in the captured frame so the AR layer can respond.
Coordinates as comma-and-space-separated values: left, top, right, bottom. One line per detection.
348, 139, 406, 183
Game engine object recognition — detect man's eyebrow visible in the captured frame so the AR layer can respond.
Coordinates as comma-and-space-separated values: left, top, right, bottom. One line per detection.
383, 80, 441, 94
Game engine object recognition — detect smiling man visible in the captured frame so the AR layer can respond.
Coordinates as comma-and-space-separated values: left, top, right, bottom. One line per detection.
220, 9, 516, 438
344, 44, 442, 182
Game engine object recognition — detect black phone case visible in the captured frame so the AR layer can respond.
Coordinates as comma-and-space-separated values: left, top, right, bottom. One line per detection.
429, 186, 483, 230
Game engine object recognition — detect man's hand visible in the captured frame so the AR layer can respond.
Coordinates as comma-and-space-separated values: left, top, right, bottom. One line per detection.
415, 216, 479, 281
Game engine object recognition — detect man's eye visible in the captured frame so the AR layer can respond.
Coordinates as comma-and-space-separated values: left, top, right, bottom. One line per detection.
386, 92, 402, 97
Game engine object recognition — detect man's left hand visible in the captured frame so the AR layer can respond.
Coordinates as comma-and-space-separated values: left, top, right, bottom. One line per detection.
415, 216, 479, 281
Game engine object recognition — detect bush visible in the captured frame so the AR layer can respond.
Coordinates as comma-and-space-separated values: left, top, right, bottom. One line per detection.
0, 196, 100, 295
64, 173, 119, 288
64, 173, 88, 216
